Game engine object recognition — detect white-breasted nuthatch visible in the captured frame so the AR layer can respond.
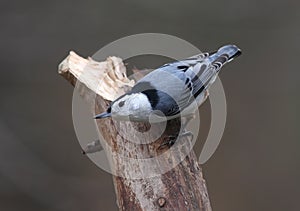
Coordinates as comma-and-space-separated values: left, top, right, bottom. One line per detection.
95, 45, 241, 122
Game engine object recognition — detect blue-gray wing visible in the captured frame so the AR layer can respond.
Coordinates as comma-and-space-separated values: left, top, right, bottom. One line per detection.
132, 52, 230, 116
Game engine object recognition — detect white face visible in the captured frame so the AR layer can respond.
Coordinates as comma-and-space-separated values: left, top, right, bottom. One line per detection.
111, 93, 152, 121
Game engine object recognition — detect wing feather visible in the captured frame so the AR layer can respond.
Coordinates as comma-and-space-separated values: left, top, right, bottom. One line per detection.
133, 52, 229, 117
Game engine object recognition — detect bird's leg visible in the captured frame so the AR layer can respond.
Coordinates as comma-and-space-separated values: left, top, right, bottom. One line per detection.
158, 131, 194, 150
176, 113, 195, 142
179, 131, 194, 142
181, 113, 195, 131
177, 113, 196, 142
158, 114, 195, 150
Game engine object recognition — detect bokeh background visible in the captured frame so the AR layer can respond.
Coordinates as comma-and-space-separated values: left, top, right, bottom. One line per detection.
0, 0, 299, 210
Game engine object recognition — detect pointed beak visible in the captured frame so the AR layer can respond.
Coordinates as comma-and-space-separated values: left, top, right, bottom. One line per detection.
94, 111, 111, 119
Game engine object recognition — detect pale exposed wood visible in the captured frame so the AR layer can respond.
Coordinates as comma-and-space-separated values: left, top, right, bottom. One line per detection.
58, 51, 212, 211
58, 51, 134, 101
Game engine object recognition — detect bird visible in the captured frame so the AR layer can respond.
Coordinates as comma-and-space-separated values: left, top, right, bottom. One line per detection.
94, 44, 241, 122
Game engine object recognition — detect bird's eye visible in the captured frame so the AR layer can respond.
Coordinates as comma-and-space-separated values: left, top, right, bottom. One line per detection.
118, 100, 125, 107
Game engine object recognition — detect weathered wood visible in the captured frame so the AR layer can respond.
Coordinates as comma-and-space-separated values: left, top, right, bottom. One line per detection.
58, 51, 212, 211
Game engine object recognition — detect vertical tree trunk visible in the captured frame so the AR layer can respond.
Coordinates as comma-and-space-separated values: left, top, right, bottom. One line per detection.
58, 51, 212, 211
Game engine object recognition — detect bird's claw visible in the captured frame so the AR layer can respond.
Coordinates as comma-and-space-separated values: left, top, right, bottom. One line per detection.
158, 131, 194, 150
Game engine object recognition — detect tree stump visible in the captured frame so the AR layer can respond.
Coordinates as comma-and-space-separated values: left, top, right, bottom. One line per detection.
58, 51, 212, 211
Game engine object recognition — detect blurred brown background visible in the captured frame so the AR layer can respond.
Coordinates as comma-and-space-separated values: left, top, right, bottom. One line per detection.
0, 0, 299, 210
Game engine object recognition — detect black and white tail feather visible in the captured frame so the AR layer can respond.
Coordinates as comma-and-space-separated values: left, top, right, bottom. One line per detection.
95, 44, 241, 121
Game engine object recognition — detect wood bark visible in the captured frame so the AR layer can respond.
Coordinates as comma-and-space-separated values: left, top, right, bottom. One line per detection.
58, 51, 212, 211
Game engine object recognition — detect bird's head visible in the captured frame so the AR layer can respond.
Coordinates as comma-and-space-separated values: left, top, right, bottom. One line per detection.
94, 93, 152, 121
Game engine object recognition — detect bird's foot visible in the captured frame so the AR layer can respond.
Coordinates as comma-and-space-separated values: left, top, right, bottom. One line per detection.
158, 131, 194, 150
